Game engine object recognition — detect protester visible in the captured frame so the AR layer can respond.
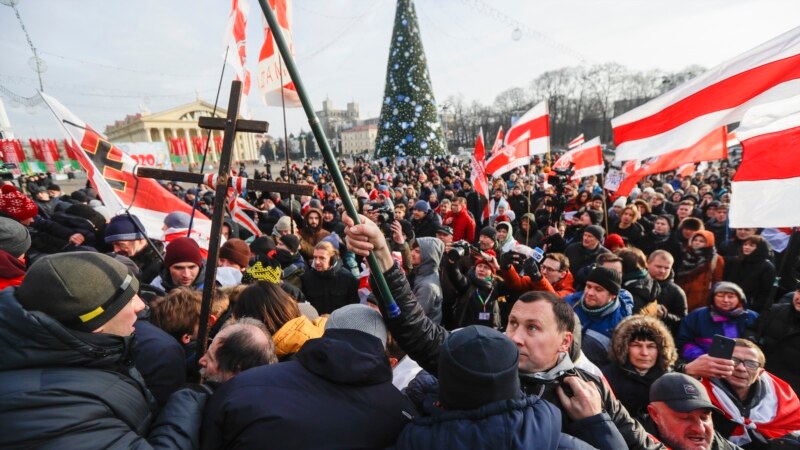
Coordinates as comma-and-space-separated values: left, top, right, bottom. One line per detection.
409, 237, 444, 324
677, 230, 725, 312
198, 317, 278, 386
0, 216, 30, 289
647, 249, 689, 334
748, 285, 800, 395
722, 234, 776, 314
106, 213, 164, 283
300, 240, 359, 314
150, 236, 206, 291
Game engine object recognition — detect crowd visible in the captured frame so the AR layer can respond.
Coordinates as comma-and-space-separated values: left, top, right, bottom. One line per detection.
1, 154, 799, 450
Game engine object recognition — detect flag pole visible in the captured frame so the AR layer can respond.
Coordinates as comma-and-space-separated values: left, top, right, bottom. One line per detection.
256, 0, 400, 317
278, 56, 294, 235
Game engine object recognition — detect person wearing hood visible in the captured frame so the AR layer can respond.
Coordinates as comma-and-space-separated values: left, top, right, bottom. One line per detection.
410, 237, 444, 324
564, 266, 634, 366
300, 240, 358, 314
647, 250, 688, 336
151, 237, 206, 291
722, 234, 776, 314
676, 230, 725, 312
0, 252, 209, 448
0, 217, 30, 290
201, 304, 417, 450
677, 282, 758, 362
411, 200, 441, 238
321, 203, 345, 236
602, 315, 678, 423
618, 247, 662, 315
298, 207, 330, 261
495, 220, 519, 254
514, 212, 543, 248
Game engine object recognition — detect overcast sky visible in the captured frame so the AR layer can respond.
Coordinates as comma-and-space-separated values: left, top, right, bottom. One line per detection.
2, 0, 799, 141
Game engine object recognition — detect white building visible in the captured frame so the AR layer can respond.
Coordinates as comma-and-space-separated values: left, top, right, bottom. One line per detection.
340, 124, 377, 155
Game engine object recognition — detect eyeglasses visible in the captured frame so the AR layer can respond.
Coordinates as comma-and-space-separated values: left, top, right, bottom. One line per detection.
540, 265, 562, 273
731, 357, 760, 370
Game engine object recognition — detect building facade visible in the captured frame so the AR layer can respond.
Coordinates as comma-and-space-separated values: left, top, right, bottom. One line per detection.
340, 124, 378, 155
104, 98, 259, 162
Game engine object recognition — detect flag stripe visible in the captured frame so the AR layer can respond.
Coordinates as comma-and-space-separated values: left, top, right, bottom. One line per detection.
735, 124, 800, 181
505, 116, 549, 146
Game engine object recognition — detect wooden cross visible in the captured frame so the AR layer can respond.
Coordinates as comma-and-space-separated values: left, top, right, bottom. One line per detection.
135, 80, 313, 357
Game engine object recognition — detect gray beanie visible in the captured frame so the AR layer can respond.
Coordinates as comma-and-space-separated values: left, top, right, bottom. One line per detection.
164, 211, 191, 229
0, 217, 31, 257
712, 281, 747, 306
17, 252, 139, 332
325, 304, 387, 348
584, 225, 605, 242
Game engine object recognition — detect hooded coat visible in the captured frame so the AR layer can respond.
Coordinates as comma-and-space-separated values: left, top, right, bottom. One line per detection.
601, 316, 677, 422
0, 288, 209, 449
676, 230, 725, 312
496, 221, 517, 254
201, 329, 417, 450
411, 237, 444, 324
513, 213, 544, 248
300, 257, 359, 315
298, 208, 330, 261
722, 238, 776, 314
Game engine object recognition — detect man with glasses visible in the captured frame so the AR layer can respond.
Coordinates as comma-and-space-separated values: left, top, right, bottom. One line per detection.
701, 339, 800, 448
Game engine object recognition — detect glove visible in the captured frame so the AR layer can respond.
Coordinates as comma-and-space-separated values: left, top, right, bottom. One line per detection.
522, 256, 542, 282
498, 251, 516, 271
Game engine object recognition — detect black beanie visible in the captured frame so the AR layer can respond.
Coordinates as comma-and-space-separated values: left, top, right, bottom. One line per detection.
438, 326, 522, 410
17, 252, 139, 332
479, 226, 498, 242
584, 225, 605, 242
586, 266, 621, 296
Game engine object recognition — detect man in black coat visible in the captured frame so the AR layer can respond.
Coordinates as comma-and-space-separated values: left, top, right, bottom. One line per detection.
344, 214, 665, 450
410, 200, 441, 238
647, 250, 688, 335
0, 252, 208, 448
201, 304, 417, 449
565, 225, 611, 290
300, 240, 359, 314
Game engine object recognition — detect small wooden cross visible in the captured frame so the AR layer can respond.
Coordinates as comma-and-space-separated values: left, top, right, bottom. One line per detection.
136, 80, 313, 357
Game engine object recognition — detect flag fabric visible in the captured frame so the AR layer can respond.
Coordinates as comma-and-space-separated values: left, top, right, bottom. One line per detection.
223, 0, 252, 118
470, 129, 490, 220
729, 95, 800, 227
257, 0, 301, 107
504, 100, 550, 156
567, 133, 585, 149
612, 26, 800, 162
40, 92, 213, 239
614, 128, 728, 197
489, 126, 504, 157
552, 137, 604, 180
485, 140, 531, 178
762, 227, 794, 253
0, 139, 24, 176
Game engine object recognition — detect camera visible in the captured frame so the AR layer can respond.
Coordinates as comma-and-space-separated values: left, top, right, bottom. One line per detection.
447, 240, 477, 261
547, 166, 574, 193
373, 205, 395, 235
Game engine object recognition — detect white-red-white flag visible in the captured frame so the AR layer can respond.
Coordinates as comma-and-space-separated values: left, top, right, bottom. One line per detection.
612, 26, 800, 162
490, 126, 504, 157
567, 133, 585, 149
223, 0, 252, 118
470, 129, 490, 220
552, 137, 604, 180
730, 94, 800, 227
40, 92, 213, 241
257, 0, 301, 107
504, 100, 550, 155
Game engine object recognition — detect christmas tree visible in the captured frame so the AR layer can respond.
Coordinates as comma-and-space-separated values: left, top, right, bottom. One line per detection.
374, 0, 446, 158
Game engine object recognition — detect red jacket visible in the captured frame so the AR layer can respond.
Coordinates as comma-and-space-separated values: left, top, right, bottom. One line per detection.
444, 208, 475, 243
501, 265, 575, 298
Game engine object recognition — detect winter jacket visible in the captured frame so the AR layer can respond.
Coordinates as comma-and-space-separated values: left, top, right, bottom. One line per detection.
564, 290, 634, 366
201, 329, 417, 450
298, 225, 330, 261
748, 302, 800, 395
133, 240, 165, 285
513, 213, 544, 248
608, 221, 646, 249
499, 264, 559, 296
370, 263, 666, 450
676, 306, 758, 361
133, 317, 187, 407
445, 263, 502, 329
443, 207, 475, 243
151, 262, 206, 292
676, 254, 725, 312
0, 288, 209, 449
410, 237, 444, 324
271, 315, 328, 360
564, 242, 611, 290
622, 269, 661, 314
655, 271, 688, 335
396, 395, 620, 450
601, 363, 667, 423
300, 258, 359, 314
412, 209, 442, 239
30, 210, 104, 254
722, 239, 776, 314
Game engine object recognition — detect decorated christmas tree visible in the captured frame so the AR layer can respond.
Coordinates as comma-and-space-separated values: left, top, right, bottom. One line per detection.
374, 0, 446, 158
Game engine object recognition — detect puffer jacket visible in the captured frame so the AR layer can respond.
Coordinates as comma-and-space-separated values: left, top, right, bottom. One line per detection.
300, 258, 359, 314
271, 315, 328, 360
676, 306, 758, 361
396, 395, 615, 450
371, 264, 666, 450
0, 288, 209, 449
564, 289, 635, 362
410, 237, 444, 324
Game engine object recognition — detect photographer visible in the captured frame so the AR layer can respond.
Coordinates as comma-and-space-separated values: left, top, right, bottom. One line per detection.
440, 227, 497, 328
376, 204, 414, 273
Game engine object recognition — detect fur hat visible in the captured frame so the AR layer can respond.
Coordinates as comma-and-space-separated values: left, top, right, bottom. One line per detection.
0, 185, 38, 223
17, 252, 139, 332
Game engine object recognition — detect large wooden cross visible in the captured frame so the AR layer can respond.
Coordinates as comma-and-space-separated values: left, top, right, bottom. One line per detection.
136, 80, 313, 357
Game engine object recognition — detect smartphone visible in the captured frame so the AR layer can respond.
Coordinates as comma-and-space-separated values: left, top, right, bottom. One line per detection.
708, 335, 736, 360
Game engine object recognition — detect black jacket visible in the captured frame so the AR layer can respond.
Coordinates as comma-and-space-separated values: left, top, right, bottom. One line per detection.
655, 271, 688, 335
133, 240, 166, 285
300, 259, 359, 314
723, 239, 776, 314
0, 288, 208, 449
133, 316, 187, 407
201, 329, 417, 449
371, 263, 665, 450
601, 363, 666, 423
748, 302, 800, 395
412, 210, 442, 239
564, 242, 611, 290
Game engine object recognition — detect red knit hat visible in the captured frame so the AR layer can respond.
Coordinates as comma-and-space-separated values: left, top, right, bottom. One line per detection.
474, 249, 497, 274
164, 237, 203, 268
0, 185, 38, 223
604, 233, 626, 251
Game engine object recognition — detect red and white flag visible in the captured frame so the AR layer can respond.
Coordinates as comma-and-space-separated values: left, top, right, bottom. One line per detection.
257, 0, 301, 107
486, 101, 550, 177
223, 0, 252, 118
470, 129, 490, 220
762, 227, 794, 252
489, 126, 504, 157
567, 133, 585, 149
552, 137, 604, 180
730, 94, 800, 227
614, 127, 728, 197
612, 26, 800, 162
40, 92, 213, 240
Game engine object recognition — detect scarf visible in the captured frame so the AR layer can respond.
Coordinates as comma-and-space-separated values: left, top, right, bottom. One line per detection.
679, 245, 716, 275
710, 304, 746, 320
650, 230, 671, 245
579, 295, 619, 317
